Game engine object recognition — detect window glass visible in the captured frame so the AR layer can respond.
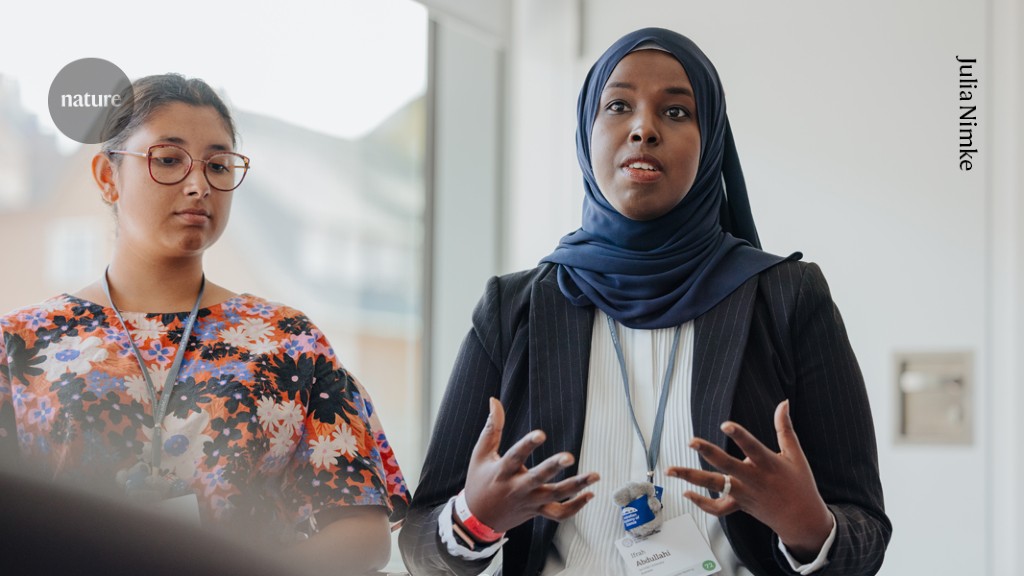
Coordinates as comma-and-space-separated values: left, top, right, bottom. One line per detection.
0, 3, 428, 564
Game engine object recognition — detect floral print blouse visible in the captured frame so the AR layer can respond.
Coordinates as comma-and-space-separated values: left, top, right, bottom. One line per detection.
0, 293, 408, 540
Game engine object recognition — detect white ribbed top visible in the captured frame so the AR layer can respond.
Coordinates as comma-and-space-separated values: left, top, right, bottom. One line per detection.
542, 310, 748, 576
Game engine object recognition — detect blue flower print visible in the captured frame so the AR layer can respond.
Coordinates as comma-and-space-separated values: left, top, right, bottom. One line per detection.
196, 319, 226, 343
55, 348, 81, 363
283, 339, 302, 358
146, 342, 173, 364
212, 361, 252, 383
250, 303, 274, 318
21, 309, 48, 329
0, 293, 409, 532
202, 467, 227, 496
12, 386, 30, 412
86, 371, 122, 395
180, 359, 215, 379
29, 398, 55, 428
164, 434, 190, 456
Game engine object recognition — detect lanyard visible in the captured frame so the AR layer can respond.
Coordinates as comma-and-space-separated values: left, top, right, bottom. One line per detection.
102, 268, 204, 473
606, 314, 682, 483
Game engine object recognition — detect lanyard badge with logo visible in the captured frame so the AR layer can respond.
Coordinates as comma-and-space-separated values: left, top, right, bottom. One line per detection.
607, 316, 722, 576
607, 315, 681, 538
103, 269, 203, 507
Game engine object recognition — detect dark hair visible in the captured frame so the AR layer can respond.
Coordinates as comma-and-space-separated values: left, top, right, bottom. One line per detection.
101, 74, 237, 159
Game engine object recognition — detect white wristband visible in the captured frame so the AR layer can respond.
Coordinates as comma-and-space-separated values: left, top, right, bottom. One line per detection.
438, 496, 507, 561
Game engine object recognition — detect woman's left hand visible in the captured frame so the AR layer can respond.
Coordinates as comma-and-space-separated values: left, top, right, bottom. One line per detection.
666, 400, 833, 562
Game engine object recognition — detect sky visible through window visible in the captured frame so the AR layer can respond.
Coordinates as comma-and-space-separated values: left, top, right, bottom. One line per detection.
1, 0, 427, 151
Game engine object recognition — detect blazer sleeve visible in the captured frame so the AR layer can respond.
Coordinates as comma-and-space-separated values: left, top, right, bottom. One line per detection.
399, 277, 505, 576
774, 262, 892, 575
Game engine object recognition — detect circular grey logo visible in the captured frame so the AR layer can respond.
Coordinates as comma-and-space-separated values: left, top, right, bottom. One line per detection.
48, 58, 134, 144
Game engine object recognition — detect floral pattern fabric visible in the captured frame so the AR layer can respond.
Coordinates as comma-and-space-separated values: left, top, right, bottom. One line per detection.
0, 293, 408, 538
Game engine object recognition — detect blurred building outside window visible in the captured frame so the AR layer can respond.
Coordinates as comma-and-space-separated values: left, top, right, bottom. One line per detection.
0, 4, 429, 568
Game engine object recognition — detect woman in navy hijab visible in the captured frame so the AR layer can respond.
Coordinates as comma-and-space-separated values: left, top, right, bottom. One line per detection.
401, 28, 890, 576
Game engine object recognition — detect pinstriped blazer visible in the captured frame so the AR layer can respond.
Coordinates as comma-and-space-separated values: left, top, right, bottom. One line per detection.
399, 260, 891, 576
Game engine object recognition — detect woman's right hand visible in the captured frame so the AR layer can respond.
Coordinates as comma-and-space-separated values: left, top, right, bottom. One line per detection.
463, 398, 599, 533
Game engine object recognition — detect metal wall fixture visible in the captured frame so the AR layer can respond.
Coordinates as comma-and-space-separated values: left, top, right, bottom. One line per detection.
894, 351, 973, 444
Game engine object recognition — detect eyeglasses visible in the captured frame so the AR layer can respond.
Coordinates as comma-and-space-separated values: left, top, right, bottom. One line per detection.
107, 144, 251, 192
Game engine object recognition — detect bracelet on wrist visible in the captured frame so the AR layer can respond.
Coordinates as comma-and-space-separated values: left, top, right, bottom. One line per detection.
454, 489, 506, 544
450, 520, 478, 550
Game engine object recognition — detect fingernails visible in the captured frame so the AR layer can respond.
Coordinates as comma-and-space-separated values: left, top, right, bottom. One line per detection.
531, 430, 545, 443
559, 454, 573, 466
720, 423, 735, 435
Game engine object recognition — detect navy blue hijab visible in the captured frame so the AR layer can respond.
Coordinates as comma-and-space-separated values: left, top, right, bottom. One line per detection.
541, 28, 793, 329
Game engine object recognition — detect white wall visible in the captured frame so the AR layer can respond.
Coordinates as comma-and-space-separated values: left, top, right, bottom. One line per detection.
988, 0, 1024, 572
505, 0, 1023, 574
505, 0, 582, 269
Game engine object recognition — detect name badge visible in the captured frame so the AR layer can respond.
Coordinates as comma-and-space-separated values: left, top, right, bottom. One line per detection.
614, 513, 721, 576
154, 493, 202, 526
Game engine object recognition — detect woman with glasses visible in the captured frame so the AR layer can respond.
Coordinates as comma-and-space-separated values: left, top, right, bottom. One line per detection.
0, 74, 407, 574
400, 28, 890, 576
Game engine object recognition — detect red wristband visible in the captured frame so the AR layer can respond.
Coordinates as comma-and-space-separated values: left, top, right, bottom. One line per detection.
454, 490, 505, 543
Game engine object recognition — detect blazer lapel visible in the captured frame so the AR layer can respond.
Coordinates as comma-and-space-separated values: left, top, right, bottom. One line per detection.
525, 268, 593, 573
692, 275, 759, 457
528, 268, 593, 472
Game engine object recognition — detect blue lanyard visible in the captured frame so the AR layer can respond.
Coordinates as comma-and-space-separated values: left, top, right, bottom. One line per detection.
606, 315, 682, 483
102, 268, 204, 473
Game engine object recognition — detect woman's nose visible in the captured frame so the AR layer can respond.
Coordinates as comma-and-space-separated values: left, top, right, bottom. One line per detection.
629, 113, 660, 145
182, 162, 211, 197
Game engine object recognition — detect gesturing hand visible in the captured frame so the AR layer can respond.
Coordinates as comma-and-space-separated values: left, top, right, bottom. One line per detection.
463, 398, 600, 533
666, 400, 833, 561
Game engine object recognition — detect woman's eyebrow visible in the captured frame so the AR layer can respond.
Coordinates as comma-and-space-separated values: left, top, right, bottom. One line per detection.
603, 81, 635, 91
155, 136, 230, 151
664, 86, 694, 97
156, 135, 187, 145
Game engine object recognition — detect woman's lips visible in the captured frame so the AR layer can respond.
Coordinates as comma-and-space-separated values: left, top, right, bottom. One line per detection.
620, 155, 663, 183
175, 209, 211, 225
